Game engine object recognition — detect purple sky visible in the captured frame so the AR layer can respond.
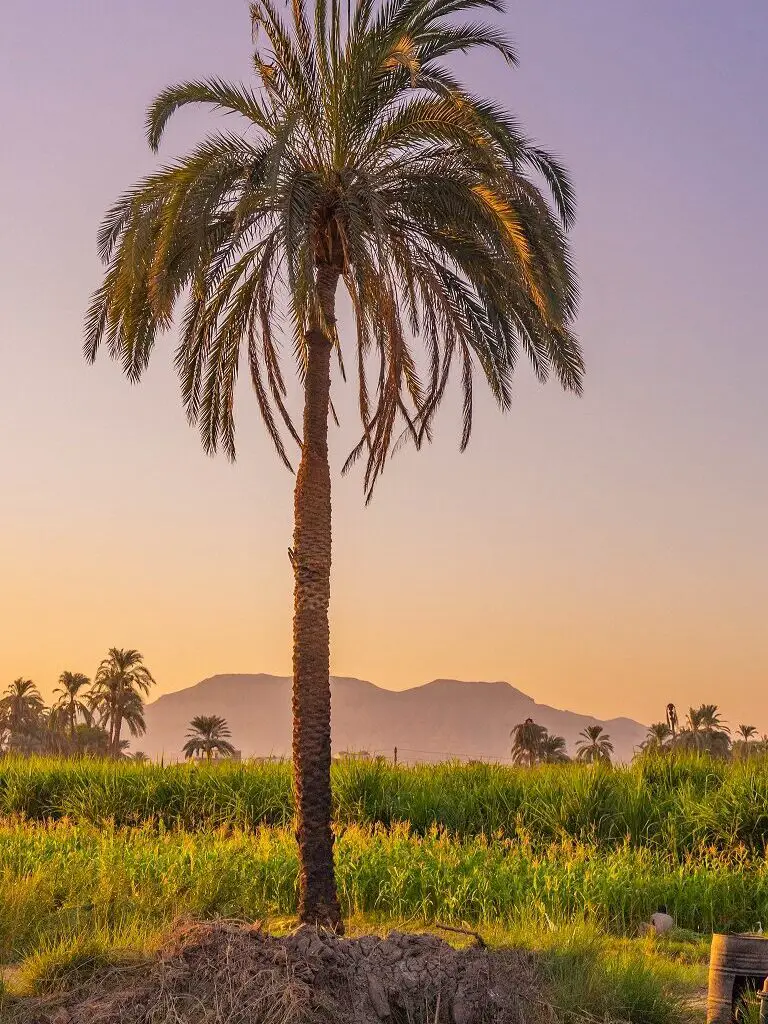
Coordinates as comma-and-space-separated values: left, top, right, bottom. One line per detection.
1, 1, 766, 729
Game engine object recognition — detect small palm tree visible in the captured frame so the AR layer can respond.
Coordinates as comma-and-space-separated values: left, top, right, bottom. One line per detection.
0, 679, 44, 737
680, 705, 730, 757
51, 672, 93, 737
539, 733, 569, 764
576, 725, 613, 765
738, 725, 757, 743
643, 722, 672, 752
89, 649, 155, 757
183, 715, 236, 762
130, 751, 149, 763
511, 719, 547, 767
85, 0, 582, 928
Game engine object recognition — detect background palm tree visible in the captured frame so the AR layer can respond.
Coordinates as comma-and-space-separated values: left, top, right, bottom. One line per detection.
85, 0, 581, 927
0, 679, 44, 741
183, 715, 237, 762
51, 672, 92, 737
511, 719, 547, 767
90, 649, 155, 758
738, 724, 757, 743
539, 733, 570, 764
576, 725, 613, 765
678, 704, 730, 757
643, 722, 672, 752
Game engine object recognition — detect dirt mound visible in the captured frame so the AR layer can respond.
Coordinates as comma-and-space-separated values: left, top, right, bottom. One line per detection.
15, 921, 551, 1024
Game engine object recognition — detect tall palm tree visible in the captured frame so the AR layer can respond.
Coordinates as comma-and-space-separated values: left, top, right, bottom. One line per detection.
539, 732, 569, 764
511, 718, 547, 767
0, 678, 44, 738
576, 725, 613, 765
738, 725, 758, 743
643, 722, 672, 752
51, 672, 93, 737
84, 0, 581, 928
90, 649, 155, 758
183, 715, 237, 762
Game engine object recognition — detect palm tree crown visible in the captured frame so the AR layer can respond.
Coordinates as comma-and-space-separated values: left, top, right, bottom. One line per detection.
90, 649, 156, 758
643, 722, 672, 752
85, 0, 581, 494
51, 672, 92, 736
576, 725, 613, 765
738, 724, 758, 742
0, 678, 44, 737
183, 715, 237, 762
84, 0, 582, 929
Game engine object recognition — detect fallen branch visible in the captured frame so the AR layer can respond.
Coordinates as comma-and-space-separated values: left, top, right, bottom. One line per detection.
435, 923, 486, 948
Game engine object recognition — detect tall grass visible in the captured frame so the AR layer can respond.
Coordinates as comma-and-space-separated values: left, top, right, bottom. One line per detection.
0, 755, 767, 854
0, 818, 765, 963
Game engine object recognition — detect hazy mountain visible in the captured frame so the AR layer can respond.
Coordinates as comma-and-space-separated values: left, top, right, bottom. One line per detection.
141, 674, 647, 763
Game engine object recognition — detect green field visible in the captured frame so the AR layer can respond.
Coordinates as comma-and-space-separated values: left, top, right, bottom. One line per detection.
3, 754, 766, 1018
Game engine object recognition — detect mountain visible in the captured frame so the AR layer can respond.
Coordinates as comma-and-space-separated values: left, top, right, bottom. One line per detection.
141, 674, 647, 763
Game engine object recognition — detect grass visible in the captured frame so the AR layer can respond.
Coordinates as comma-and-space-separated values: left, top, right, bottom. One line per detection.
1, 755, 756, 1021
0, 753, 767, 855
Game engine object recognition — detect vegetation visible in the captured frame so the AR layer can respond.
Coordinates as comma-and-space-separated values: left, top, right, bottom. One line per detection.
84, 0, 582, 928
0, 650, 155, 759
511, 719, 569, 765
1, 754, 768, 856
183, 715, 237, 762
576, 725, 614, 764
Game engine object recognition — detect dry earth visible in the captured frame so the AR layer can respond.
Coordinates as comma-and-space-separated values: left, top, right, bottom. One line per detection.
6, 921, 552, 1024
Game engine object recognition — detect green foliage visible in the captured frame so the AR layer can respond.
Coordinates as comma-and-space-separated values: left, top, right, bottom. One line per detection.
4, 753, 768, 854
86, 0, 582, 496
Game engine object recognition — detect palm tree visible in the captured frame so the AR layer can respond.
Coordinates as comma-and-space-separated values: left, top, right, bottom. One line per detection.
51, 672, 92, 737
679, 704, 730, 757
539, 733, 569, 764
89, 649, 155, 758
738, 725, 758, 743
84, 0, 582, 929
576, 725, 613, 765
511, 719, 547, 767
0, 678, 44, 739
643, 722, 672, 752
183, 715, 237, 762
130, 751, 149, 763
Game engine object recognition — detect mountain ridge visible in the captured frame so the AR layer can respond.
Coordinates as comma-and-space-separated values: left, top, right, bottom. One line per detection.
142, 674, 648, 762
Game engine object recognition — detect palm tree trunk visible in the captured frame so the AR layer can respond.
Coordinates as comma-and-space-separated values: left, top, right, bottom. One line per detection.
291, 261, 342, 931
112, 709, 122, 759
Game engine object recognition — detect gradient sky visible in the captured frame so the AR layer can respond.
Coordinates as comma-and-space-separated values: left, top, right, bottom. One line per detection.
1, 1, 767, 730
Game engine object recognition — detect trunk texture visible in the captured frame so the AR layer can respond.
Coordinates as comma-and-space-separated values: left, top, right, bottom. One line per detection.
292, 262, 342, 930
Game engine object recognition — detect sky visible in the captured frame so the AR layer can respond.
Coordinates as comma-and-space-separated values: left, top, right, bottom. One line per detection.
1, 1, 767, 730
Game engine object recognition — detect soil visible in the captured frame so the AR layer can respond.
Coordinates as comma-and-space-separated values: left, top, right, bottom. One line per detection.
6, 921, 553, 1024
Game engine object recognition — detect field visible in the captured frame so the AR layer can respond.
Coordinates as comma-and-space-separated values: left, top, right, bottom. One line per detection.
2, 754, 767, 1019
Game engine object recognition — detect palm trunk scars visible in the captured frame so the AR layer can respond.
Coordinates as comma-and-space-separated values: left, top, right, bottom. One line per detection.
292, 262, 342, 931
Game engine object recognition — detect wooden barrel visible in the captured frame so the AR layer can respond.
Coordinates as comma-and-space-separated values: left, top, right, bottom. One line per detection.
708, 934, 768, 1024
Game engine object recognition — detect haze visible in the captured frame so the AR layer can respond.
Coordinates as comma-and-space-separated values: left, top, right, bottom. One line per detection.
1, 1, 766, 728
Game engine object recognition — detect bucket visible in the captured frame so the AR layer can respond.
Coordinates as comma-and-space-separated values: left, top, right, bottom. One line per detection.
707, 934, 768, 1024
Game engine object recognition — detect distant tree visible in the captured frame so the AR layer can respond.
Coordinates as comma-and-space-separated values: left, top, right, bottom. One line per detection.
183, 715, 236, 762
665, 704, 679, 738
511, 719, 548, 767
89, 649, 155, 758
738, 725, 757, 743
576, 725, 613, 764
539, 733, 570, 764
0, 679, 45, 749
643, 722, 672, 752
51, 672, 92, 737
130, 751, 149, 763
678, 705, 730, 757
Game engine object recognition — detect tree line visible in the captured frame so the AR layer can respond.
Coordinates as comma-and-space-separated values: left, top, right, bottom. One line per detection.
510, 703, 765, 766
0, 649, 154, 758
